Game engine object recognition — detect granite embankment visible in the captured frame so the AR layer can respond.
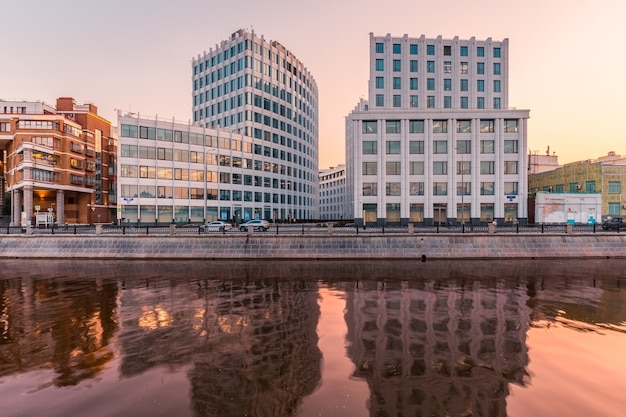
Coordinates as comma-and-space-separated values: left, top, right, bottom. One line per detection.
0, 233, 625, 260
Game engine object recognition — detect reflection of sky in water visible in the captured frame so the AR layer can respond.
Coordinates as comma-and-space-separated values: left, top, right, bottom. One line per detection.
0, 259, 625, 417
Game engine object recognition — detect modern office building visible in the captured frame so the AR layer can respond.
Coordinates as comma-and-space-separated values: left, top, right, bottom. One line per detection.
1, 97, 116, 226
190, 29, 319, 220
319, 164, 347, 221
346, 34, 530, 226
118, 113, 316, 223
528, 151, 626, 221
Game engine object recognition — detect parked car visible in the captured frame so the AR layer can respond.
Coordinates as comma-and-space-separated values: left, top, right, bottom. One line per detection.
602, 217, 626, 231
239, 219, 270, 231
205, 221, 232, 232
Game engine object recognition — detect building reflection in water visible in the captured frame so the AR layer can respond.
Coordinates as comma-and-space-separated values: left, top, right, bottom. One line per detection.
0, 259, 625, 417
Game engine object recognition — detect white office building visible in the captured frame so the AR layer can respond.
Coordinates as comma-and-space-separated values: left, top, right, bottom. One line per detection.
346, 34, 530, 226
319, 164, 347, 221
191, 29, 319, 220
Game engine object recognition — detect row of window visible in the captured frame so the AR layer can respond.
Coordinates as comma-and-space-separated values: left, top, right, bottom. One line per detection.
375, 59, 500, 75
363, 181, 518, 196
121, 185, 310, 205
374, 94, 502, 109
376, 42, 501, 58
377, 77, 501, 92
537, 180, 618, 194
362, 202, 516, 223
362, 160, 518, 175
363, 139, 518, 155
362, 119, 518, 134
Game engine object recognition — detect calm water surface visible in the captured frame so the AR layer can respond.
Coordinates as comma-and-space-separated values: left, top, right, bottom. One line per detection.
1, 259, 625, 417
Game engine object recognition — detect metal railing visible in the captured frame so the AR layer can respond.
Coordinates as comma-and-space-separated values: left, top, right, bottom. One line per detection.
0, 222, 620, 236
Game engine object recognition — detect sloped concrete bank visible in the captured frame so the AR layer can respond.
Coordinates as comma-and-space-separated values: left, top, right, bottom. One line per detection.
1, 234, 625, 260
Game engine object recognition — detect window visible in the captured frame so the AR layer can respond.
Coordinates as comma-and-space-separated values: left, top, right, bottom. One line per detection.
457, 182, 471, 196
410, 78, 418, 90
504, 140, 518, 153
477, 46, 484, 57
493, 98, 501, 109
393, 43, 401, 54
494, 80, 501, 92
477, 80, 485, 92
457, 120, 471, 133
555, 184, 564, 193
433, 141, 447, 154
460, 62, 468, 74
569, 183, 579, 193
386, 161, 401, 175
376, 76, 384, 89
480, 120, 495, 133
363, 141, 377, 154
393, 77, 401, 89
409, 141, 424, 154
433, 182, 447, 195
480, 161, 495, 174
427, 61, 435, 72
477, 97, 485, 109
433, 120, 448, 133
410, 60, 418, 72
409, 161, 424, 175
386, 120, 401, 134
504, 161, 518, 174
444, 61, 452, 73
386, 141, 401, 154
477, 62, 485, 74
393, 95, 401, 107
376, 43, 384, 53
376, 59, 384, 71
608, 202, 620, 215
386, 182, 401, 196
410, 44, 418, 55
363, 182, 377, 196
494, 47, 501, 58
504, 119, 518, 132
481, 182, 494, 195
493, 63, 501, 75
457, 161, 471, 175
456, 140, 471, 153
427, 96, 435, 108
363, 121, 378, 134
609, 181, 621, 194
443, 45, 451, 56
427, 45, 435, 55
504, 182, 518, 195
460, 97, 468, 109
409, 120, 424, 133
409, 182, 424, 196
444, 96, 452, 108
376, 94, 384, 107
363, 162, 377, 175
393, 60, 401, 72
460, 46, 468, 56
480, 140, 494, 154
427, 78, 435, 90
410, 95, 418, 107
585, 180, 596, 192
443, 79, 451, 90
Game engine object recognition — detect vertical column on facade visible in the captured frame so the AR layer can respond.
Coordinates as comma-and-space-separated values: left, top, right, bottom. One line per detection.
470, 118, 480, 221
401, 118, 409, 224
56, 190, 65, 225
494, 118, 503, 220
23, 185, 33, 226
378, 117, 385, 225
518, 117, 528, 221
424, 119, 433, 223
354, 119, 363, 224
12, 189, 21, 226
448, 117, 457, 222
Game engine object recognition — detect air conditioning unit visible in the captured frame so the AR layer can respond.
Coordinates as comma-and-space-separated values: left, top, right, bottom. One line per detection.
622, 204, 626, 209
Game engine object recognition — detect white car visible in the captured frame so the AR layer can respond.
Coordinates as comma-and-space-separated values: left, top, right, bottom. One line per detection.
239, 219, 270, 231
205, 221, 232, 232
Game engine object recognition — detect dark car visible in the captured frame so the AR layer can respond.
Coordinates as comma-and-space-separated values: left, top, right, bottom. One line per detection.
602, 217, 626, 230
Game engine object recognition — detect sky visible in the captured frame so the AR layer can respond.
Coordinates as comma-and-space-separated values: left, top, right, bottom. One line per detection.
2, 0, 625, 169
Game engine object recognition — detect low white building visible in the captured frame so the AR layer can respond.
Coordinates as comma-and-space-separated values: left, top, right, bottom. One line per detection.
534, 192, 601, 224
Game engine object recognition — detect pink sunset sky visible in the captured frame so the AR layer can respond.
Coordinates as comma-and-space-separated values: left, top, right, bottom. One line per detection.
2, 0, 624, 169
